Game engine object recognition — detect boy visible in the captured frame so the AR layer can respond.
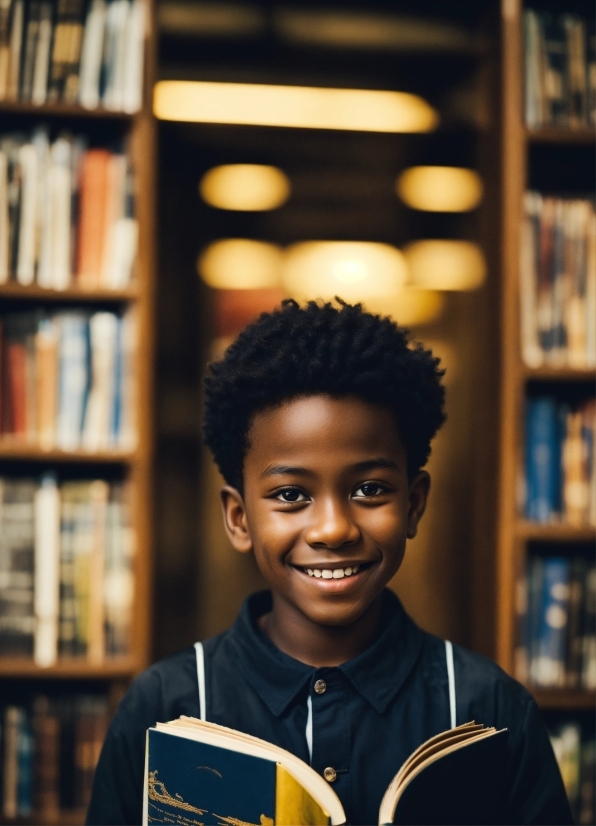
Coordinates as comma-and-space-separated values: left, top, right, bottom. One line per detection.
87, 299, 572, 825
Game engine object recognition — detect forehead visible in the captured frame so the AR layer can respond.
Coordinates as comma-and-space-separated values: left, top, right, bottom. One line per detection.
245, 394, 405, 469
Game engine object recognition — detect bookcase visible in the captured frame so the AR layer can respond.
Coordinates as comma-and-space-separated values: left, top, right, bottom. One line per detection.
0, 0, 156, 822
497, 0, 594, 819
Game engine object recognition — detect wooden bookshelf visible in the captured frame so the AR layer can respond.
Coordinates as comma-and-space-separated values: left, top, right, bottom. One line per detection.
496, 0, 596, 709
0, 444, 137, 463
0, 3, 156, 824
0, 100, 133, 120
0, 657, 138, 679
0, 284, 139, 303
526, 126, 595, 144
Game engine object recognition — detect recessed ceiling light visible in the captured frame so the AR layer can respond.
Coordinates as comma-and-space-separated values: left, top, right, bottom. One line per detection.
396, 166, 483, 212
199, 165, 290, 211
154, 81, 438, 133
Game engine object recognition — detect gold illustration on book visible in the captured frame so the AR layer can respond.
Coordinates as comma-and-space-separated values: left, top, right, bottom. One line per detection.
147, 770, 273, 826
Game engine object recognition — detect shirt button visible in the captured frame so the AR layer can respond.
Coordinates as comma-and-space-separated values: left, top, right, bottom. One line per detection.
314, 679, 327, 694
323, 767, 337, 783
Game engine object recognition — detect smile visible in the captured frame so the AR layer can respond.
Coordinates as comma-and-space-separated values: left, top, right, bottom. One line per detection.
293, 563, 372, 580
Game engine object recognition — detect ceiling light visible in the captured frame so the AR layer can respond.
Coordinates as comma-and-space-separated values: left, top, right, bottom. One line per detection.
396, 166, 483, 212
403, 240, 486, 290
282, 241, 408, 304
154, 81, 438, 133
199, 164, 290, 211
198, 239, 283, 289
364, 288, 445, 326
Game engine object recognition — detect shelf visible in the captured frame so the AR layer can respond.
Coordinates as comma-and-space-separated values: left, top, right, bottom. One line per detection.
526, 126, 595, 145
0, 443, 136, 463
0, 283, 138, 303
0, 657, 138, 679
516, 521, 596, 542
0, 99, 134, 120
523, 365, 596, 382
530, 688, 596, 711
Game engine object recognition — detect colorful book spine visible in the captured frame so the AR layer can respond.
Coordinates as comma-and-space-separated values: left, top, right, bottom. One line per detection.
525, 396, 560, 522
0, 0, 145, 110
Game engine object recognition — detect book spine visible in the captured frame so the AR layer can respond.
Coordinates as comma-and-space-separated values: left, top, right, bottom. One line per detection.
33, 696, 61, 816
34, 472, 61, 667
581, 565, 596, 689
0, 478, 36, 657
30, 0, 51, 103
525, 396, 560, 522
533, 557, 570, 687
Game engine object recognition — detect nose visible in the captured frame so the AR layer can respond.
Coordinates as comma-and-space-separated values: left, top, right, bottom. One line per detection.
304, 497, 360, 549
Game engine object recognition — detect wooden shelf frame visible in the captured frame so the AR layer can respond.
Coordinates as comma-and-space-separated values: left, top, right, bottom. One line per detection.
0, 99, 134, 119
496, 0, 596, 694
1, 4, 157, 689
0, 284, 139, 302
0, 657, 138, 679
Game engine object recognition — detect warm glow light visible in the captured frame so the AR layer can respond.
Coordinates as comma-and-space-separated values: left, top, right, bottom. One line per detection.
199, 164, 291, 211
365, 288, 445, 326
154, 81, 438, 133
198, 239, 283, 289
396, 166, 483, 212
403, 240, 486, 290
282, 242, 408, 303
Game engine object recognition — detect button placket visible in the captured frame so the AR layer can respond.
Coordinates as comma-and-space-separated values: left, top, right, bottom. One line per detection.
310, 670, 350, 795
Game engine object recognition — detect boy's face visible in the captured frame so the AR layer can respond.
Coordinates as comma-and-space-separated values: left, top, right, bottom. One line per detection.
221, 394, 430, 630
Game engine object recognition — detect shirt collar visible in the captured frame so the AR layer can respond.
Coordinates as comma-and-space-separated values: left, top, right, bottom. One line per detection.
228, 589, 424, 717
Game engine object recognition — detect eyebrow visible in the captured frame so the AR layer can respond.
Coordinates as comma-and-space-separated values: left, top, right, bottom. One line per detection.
260, 457, 399, 479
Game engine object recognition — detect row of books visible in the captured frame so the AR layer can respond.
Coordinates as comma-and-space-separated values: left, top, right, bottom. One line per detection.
515, 557, 595, 689
0, 474, 134, 663
521, 193, 595, 370
525, 10, 595, 128
524, 396, 595, 525
1, 694, 108, 818
1, 127, 138, 289
549, 720, 595, 826
0, 0, 145, 111
0, 309, 136, 450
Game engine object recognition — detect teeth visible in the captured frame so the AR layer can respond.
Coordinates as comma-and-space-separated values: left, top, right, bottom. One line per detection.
305, 565, 362, 578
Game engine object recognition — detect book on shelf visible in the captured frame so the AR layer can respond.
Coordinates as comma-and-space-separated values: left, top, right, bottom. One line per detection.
0, 307, 137, 451
515, 556, 596, 689
0, 125, 138, 290
0, 474, 134, 663
549, 720, 595, 826
525, 9, 596, 128
0, 0, 146, 111
524, 396, 595, 525
521, 193, 596, 371
2, 692, 109, 817
144, 718, 509, 826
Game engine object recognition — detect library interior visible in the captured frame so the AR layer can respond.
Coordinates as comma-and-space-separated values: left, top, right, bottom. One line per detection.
0, 0, 594, 823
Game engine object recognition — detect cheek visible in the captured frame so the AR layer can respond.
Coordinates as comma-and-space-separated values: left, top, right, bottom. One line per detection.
357, 504, 407, 544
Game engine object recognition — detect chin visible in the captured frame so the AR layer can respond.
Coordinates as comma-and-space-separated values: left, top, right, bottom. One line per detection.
300, 601, 375, 628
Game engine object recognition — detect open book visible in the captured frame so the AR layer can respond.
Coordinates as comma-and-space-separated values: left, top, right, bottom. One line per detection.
143, 717, 508, 826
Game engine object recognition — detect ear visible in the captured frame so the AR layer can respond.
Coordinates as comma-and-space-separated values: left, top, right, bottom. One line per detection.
406, 471, 431, 539
220, 485, 253, 554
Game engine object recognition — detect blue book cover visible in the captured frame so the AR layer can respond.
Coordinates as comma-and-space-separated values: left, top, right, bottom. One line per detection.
534, 557, 570, 687
146, 728, 277, 826
525, 397, 561, 521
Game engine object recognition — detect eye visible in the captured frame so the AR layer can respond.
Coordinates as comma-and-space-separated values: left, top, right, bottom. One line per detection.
275, 487, 309, 503
353, 482, 387, 498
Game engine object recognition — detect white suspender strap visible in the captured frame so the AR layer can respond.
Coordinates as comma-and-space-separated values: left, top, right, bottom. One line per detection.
445, 640, 456, 729
194, 641, 207, 722
305, 694, 313, 764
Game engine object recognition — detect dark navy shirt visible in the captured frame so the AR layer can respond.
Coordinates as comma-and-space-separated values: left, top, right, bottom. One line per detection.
87, 590, 572, 826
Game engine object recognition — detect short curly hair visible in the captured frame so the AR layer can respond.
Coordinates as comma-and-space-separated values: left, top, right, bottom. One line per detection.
203, 298, 446, 492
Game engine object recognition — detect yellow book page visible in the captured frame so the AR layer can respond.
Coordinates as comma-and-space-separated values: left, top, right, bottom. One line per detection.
275, 764, 330, 826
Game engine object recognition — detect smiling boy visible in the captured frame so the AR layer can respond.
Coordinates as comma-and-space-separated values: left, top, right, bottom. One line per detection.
87, 299, 571, 826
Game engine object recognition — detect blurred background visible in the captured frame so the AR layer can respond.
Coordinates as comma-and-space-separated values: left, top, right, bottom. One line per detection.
0, 0, 594, 822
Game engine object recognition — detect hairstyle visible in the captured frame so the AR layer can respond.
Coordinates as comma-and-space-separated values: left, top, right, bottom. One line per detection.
203, 298, 446, 491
